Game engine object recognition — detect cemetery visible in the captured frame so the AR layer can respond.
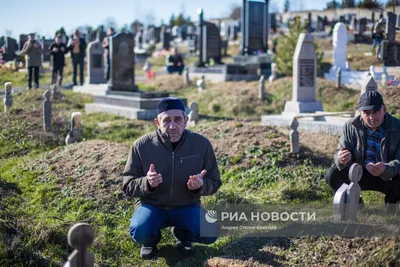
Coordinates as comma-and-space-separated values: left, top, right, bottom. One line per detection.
1, 1, 400, 266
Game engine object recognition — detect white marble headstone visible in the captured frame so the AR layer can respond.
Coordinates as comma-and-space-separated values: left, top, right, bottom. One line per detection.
332, 23, 347, 71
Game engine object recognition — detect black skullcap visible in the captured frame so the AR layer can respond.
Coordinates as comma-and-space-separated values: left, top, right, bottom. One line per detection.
157, 97, 185, 115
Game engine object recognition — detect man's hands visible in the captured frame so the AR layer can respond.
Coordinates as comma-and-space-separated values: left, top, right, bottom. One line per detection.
147, 164, 162, 188
34, 43, 39, 49
53, 47, 59, 52
61, 47, 65, 52
187, 170, 207, 191
338, 148, 352, 165
366, 162, 385, 176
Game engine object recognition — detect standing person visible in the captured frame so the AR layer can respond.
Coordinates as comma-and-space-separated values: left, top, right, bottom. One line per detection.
68, 29, 86, 86
49, 35, 67, 86
18, 33, 42, 89
325, 91, 400, 215
123, 97, 221, 259
102, 27, 115, 82
372, 18, 385, 50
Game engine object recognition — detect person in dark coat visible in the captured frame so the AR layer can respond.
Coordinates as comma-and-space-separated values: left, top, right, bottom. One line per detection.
49, 35, 68, 86
67, 29, 86, 86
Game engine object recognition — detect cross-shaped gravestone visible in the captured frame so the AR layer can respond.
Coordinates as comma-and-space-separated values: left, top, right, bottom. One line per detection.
184, 67, 190, 85
43, 90, 52, 132
197, 75, 205, 92
66, 112, 83, 145
289, 117, 300, 154
258, 75, 265, 100
63, 223, 94, 267
336, 68, 341, 88
187, 102, 199, 128
3, 82, 13, 113
333, 163, 363, 222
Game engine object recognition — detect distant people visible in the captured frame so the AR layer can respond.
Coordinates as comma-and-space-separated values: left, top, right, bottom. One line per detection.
372, 18, 385, 50
166, 47, 185, 75
68, 29, 86, 86
18, 33, 42, 89
102, 27, 115, 82
49, 35, 68, 86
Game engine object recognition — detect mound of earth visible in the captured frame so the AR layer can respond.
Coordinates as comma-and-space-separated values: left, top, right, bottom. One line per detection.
29, 140, 130, 205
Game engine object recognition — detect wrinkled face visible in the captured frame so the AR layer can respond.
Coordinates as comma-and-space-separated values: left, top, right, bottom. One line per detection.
360, 105, 386, 130
155, 109, 187, 143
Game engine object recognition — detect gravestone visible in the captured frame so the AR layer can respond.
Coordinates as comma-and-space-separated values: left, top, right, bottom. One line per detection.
289, 117, 300, 154
41, 38, 53, 62
271, 13, 277, 33
360, 76, 378, 94
242, 0, 268, 55
307, 12, 312, 33
283, 33, 323, 114
336, 68, 341, 88
109, 32, 137, 91
372, 12, 375, 22
63, 223, 94, 267
317, 16, 325, 32
200, 21, 222, 64
87, 40, 106, 84
3, 37, 17, 61
333, 163, 363, 222
197, 75, 205, 92
386, 12, 397, 42
3, 82, 13, 113
339, 16, 345, 23
43, 90, 52, 132
184, 67, 190, 85
65, 112, 83, 145
332, 23, 347, 71
358, 18, 367, 35
161, 28, 171, 50
187, 102, 199, 127
135, 30, 144, 50
258, 75, 265, 100
268, 63, 277, 82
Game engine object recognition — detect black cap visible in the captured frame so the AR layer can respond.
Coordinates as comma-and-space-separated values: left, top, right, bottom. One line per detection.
157, 97, 185, 115
357, 91, 384, 111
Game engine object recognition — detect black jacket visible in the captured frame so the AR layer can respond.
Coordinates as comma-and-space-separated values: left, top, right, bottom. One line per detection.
122, 129, 221, 208
49, 42, 67, 66
67, 37, 86, 57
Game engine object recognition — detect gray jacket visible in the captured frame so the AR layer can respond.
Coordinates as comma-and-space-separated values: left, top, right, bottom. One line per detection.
122, 129, 221, 208
334, 113, 400, 181
20, 40, 42, 67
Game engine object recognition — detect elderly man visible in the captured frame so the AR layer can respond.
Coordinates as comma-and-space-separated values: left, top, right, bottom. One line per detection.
19, 33, 42, 89
325, 91, 400, 215
67, 29, 86, 86
123, 97, 221, 259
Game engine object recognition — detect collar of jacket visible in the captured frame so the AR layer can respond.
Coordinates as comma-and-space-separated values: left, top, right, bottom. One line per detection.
351, 113, 396, 132
155, 129, 187, 151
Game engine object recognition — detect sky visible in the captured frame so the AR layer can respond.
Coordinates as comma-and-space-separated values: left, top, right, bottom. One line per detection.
0, 0, 390, 39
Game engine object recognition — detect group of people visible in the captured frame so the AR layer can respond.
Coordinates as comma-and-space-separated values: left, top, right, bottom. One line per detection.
123, 91, 400, 259
18, 27, 117, 89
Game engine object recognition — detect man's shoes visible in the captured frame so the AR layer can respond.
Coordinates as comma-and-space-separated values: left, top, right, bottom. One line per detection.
171, 227, 193, 253
140, 245, 158, 259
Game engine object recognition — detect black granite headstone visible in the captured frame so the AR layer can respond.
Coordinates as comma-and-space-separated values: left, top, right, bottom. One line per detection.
202, 21, 222, 64
246, 0, 267, 54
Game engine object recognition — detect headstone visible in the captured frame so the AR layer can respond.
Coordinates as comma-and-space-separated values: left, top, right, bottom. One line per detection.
332, 23, 347, 71
3, 37, 17, 61
369, 65, 376, 80
19, 34, 28, 50
361, 76, 378, 94
283, 33, 323, 114
289, 117, 300, 154
358, 18, 367, 35
242, 0, 268, 55
333, 183, 348, 221
372, 12, 375, 22
65, 112, 83, 145
187, 102, 199, 127
41, 38, 52, 62
336, 68, 341, 88
135, 30, 144, 50
386, 12, 397, 42
258, 75, 265, 100
268, 63, 277, 82
197, 75, 205, 92
3, 82, 13, 113
307, 12, 312, 33
43, 90, 52, 132
201, 22, 222, 64
184, 67, 190, 85
63, 223, 94, 267
161, 27, 171, 50
87, 40, 106, 84
339, 16, 345, 23
317, 16, 325, 32
109, 32, 138, 92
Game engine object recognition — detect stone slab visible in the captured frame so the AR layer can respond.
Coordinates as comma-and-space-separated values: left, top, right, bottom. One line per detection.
73, 84, 110, 96
85, 103, 157, 120
93, 94, 183, 110
283, 100, 323, 114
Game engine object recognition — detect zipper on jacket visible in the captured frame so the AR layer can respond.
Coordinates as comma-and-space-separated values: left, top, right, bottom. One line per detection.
180, 154, 199, 164
167, 152, 175, 209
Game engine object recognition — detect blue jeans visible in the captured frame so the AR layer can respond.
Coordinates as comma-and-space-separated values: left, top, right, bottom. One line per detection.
372, 36, 382, 49
129, 204, 219, 247
166, 65, 185, 75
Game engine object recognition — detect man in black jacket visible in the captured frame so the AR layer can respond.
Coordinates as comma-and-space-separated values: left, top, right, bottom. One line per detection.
68, 29, 86, 85
49, 35, 67, 86
123, 97, 221, 259
325, 91, 400, 215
